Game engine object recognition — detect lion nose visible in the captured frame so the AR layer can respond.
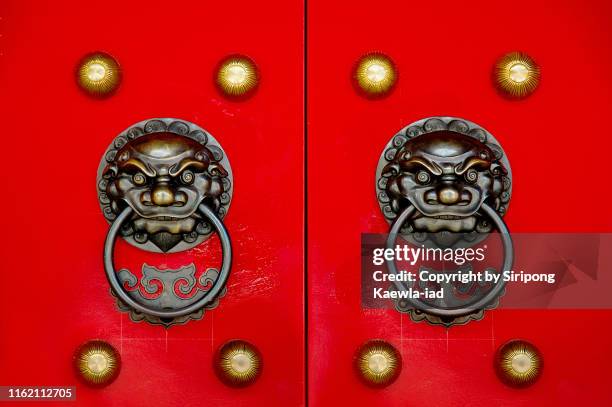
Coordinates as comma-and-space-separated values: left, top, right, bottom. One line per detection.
437, 185, 460, 204
152, 183, 175, 206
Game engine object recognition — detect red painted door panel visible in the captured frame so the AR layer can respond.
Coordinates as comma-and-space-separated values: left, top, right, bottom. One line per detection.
308, 0, 612, 405
0, 1, 303, 406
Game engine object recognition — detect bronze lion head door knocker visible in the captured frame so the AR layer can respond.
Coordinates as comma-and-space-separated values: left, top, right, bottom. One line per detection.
376, 117, 513, 326
97, 118, 233, 327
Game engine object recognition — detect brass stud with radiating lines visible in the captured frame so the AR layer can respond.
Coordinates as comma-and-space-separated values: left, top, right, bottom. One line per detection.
73, 340, 121, 387
353, 53, 397, 98
215, 55, 259, 98
76, 52, 122, 98
214, 340, 262, 387
494, 52, 540, 99
355, 340, 401, 387
495, 339, 543, 387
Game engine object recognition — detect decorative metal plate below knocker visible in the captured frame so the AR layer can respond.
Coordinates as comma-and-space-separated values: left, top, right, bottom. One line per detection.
375, 116, 513, 327
97, 118, 233, 327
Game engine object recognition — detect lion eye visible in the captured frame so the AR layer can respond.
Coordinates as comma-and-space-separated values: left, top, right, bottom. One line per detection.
180, 170, 195, 185
465, 168, 478, 183
415, 170, 431, 185
132, 172, 147, 185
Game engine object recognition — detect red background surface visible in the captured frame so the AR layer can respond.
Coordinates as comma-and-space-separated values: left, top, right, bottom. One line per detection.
0, 1, 304, 406
1, 0, 612, 405
308, 0, 612, 405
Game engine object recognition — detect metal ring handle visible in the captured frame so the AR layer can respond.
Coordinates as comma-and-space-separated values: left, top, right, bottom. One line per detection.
103, 203, 232, 318
385, 203, 513, 318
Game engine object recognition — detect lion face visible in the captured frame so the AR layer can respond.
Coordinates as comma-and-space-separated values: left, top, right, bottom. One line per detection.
103, 132, 228, 251
383, 131, 507, 233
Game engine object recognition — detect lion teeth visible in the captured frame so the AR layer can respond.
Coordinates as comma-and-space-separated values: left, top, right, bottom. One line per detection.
151, 216, 178, 221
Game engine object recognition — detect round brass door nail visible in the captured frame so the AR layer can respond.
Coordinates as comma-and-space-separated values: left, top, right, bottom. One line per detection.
353, 52, 397, 98
214, 339, 262, 387
494, 51, 540, 99
215, 55, 259, 98
74, 340, 121, 387
495, 339, 542, 387
76, 52, 121, 98
355, 340, 401, 387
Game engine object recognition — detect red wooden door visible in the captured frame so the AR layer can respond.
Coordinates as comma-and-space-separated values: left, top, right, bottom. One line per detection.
0, 1, 304, 406
308, 0, 612, 405
3, 1, 612, 405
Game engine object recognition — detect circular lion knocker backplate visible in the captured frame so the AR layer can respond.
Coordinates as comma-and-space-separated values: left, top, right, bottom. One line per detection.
97, 118, 233, 327
376, 116, 513, 327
